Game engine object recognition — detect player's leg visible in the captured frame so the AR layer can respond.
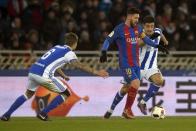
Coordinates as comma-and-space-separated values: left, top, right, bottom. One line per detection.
104, 67, 135, 119
143, 72, 164, 102
37, 77, 71, 121
1, 73, 38, 121
138, 69, 164, 115
122, 79, 140, 119
104, 84, 128, 119
122, 67, 140, 119
104, 67, 139, 119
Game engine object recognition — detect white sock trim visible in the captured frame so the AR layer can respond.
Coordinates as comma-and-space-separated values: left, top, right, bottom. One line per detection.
60, 95, 67, 101
23, 94, 28, 100
108, 109, 113, 113
118, 91, 124, 97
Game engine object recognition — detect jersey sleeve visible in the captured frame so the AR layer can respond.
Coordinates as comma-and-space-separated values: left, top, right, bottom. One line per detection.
154, 28, 162, 35
101, 26, 119, 51
64, 51, 78, 62
106, 26, 119, 43
138, 24, 144, 35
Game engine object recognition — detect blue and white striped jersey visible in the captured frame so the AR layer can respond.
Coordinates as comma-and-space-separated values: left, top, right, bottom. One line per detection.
140, 28, 162, 70
29, 45, 77, 78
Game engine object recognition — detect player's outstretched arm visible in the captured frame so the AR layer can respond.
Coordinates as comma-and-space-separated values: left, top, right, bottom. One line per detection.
100, 28, 118, 63
100, 39, 111, 63
56, 68, 70, 81
69, 59, 109, 78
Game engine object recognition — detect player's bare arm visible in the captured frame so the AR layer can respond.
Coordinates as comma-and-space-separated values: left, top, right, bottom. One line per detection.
69, 59, 109, 78
56, 68, 70, 81
160, 33, 169, 46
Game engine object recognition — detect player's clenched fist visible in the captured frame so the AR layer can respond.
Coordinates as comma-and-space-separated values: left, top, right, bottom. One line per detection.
100, 51, 107, 63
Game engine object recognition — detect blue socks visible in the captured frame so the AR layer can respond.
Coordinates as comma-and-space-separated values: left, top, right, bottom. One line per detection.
3, 94, 65, 117
110, 91, 124, 111
4, 95, 27, 116
143, 83, 160, 102
41, 95, 65, 114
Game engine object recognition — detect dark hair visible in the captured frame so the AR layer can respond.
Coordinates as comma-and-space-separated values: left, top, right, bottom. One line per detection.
143, 15, 155, 24
127, 7, 140, 15
64, 32, 78, 46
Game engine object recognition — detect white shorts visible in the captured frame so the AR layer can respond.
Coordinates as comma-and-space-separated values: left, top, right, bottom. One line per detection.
140, 68, 162, 81
27, 73, 68, 93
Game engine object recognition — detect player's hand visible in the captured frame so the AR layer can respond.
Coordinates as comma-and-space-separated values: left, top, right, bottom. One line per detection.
100, 51, 107, 63
95, 69, 109, 78
150, 32, 160, 40
159, 40, 168, 46
157, 45, 169, 55
163, 40, 168, 46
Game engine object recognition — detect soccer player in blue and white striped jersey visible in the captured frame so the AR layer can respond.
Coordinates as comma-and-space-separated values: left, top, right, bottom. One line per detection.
1, 32, 109, 121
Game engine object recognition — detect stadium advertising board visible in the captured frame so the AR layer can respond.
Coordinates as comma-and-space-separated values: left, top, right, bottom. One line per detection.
0, 77, 196, 116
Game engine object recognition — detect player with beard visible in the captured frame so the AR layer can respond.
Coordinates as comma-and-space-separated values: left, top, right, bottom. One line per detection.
100, 7, 168, 119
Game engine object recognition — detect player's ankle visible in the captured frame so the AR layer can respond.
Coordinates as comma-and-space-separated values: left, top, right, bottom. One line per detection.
108, 109, 113, 113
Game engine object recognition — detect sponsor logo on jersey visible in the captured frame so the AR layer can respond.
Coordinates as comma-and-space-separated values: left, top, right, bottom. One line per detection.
126, 68, 132, 77
126, 37, 140, 44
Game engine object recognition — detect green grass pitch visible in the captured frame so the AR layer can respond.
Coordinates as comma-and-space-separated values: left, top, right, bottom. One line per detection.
0, 116, 196, 131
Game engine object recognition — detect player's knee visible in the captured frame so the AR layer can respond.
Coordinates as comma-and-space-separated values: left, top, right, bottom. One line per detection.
25, 90, 35, 99
120, 86, 129, 95
154, 79, 164, 87
130, 79, 140, 89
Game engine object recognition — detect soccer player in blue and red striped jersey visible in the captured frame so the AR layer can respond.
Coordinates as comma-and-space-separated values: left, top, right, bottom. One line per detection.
100, 7, 168, 119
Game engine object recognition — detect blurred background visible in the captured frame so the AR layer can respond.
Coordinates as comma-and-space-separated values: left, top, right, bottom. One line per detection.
0, 0, 195, 51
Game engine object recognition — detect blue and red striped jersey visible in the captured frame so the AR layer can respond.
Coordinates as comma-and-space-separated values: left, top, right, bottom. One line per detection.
106, 23, 143, 68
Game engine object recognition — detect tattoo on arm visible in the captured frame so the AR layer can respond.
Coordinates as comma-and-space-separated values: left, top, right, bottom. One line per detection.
56, 68, 68, 78
69, 59, 97, 75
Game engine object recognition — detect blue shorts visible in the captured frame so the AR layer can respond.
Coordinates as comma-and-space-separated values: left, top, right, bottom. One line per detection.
121, 66, 140, 84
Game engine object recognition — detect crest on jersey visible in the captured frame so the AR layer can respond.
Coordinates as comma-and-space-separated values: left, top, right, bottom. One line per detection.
135, 30, 139, 36
126, 38, 131, 43
108, 31, 114, 37
126, 68, 132, 77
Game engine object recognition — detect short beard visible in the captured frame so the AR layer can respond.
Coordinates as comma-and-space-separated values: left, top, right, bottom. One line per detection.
130, 22, 134, 27
130, 22, 137, 27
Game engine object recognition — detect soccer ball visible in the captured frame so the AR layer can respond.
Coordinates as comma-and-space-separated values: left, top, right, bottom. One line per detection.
151, 106, 166, 119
